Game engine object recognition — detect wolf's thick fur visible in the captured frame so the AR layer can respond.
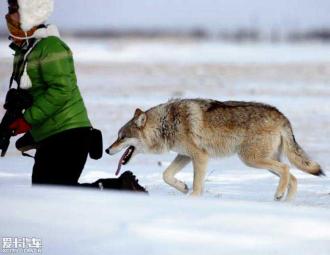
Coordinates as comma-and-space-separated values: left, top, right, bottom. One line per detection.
107, 99, 323, 200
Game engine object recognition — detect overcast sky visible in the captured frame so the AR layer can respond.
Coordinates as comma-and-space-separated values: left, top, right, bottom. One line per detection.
0, 0, 330, 33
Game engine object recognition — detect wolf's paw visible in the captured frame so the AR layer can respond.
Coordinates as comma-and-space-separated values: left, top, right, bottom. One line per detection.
285, 194, 296, 202
285, 187, 297, 202
274, 192, 285, 201
179, 183, 189, 194
189, 191, 202, 197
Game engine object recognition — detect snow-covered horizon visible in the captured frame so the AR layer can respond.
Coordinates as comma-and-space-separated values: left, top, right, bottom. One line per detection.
2, 39, 330, 65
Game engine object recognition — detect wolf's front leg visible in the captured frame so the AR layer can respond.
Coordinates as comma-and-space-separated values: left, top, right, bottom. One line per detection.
163, 154, 191, 194
190, 153, 209, 196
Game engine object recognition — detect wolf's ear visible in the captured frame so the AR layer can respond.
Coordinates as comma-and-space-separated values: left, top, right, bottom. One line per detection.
134, 108, 147, 128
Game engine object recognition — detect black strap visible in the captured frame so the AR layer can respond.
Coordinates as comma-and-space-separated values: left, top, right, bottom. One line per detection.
9, 74, 15, 89
22, 152, 34, 158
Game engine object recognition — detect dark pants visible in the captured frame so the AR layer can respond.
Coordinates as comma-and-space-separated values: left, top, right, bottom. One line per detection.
31, 127, 120, 189
32, 128, 91, 185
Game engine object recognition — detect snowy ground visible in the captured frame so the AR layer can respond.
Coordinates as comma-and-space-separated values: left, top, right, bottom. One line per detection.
0, 38, 330, 254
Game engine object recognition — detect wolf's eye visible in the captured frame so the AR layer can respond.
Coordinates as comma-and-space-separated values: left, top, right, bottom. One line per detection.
119, 132, 128, 140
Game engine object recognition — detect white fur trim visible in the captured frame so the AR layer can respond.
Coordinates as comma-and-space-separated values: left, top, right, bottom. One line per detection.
34, 24, 60, 38
18, 0, 54, 32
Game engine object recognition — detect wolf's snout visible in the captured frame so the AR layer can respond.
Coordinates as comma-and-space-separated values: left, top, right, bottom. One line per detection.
105, 144, 118, 155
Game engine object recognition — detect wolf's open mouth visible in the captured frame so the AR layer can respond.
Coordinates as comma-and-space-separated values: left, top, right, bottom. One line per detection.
121, 146, 135, 165
115, 146, 135, 176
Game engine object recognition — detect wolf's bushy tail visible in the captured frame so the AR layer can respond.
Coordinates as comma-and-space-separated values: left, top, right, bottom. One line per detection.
281, 122, 324, 176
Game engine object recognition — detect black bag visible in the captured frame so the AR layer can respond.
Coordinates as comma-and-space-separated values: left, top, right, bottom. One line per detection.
88, 128, 103, 160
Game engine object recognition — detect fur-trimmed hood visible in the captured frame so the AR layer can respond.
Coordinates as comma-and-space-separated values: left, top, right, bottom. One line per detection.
18, 0, 54, 32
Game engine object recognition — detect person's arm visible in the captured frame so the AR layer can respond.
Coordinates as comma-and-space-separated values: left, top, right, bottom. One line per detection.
24, 39, 76, 126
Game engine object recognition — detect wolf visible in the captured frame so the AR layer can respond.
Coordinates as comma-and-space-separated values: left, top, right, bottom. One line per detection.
106, 99, 323, 200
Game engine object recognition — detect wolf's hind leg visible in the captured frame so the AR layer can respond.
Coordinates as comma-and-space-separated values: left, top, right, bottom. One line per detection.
163, 154, 191, 194
241, 157, 290, 201
286, 174, 297, 201
267, 170, 297, 201
272, 144, 297, 201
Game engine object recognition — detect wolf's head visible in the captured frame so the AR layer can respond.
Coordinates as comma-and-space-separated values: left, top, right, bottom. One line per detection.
105, 108, 148, 165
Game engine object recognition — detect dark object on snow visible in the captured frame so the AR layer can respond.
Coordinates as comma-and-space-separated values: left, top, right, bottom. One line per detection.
93, 171, 148, 193
119, 171, 148, 193
0, 88, 33, 157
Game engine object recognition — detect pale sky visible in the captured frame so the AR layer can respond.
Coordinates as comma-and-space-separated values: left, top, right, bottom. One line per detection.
0, 0, 330, 33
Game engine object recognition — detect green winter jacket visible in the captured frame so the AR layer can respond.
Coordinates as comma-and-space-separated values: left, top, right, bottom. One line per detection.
11, 36, 91, 142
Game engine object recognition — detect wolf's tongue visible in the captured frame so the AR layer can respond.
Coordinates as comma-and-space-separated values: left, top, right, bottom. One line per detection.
115, 160, 122, 176
115, 147, 129, 176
